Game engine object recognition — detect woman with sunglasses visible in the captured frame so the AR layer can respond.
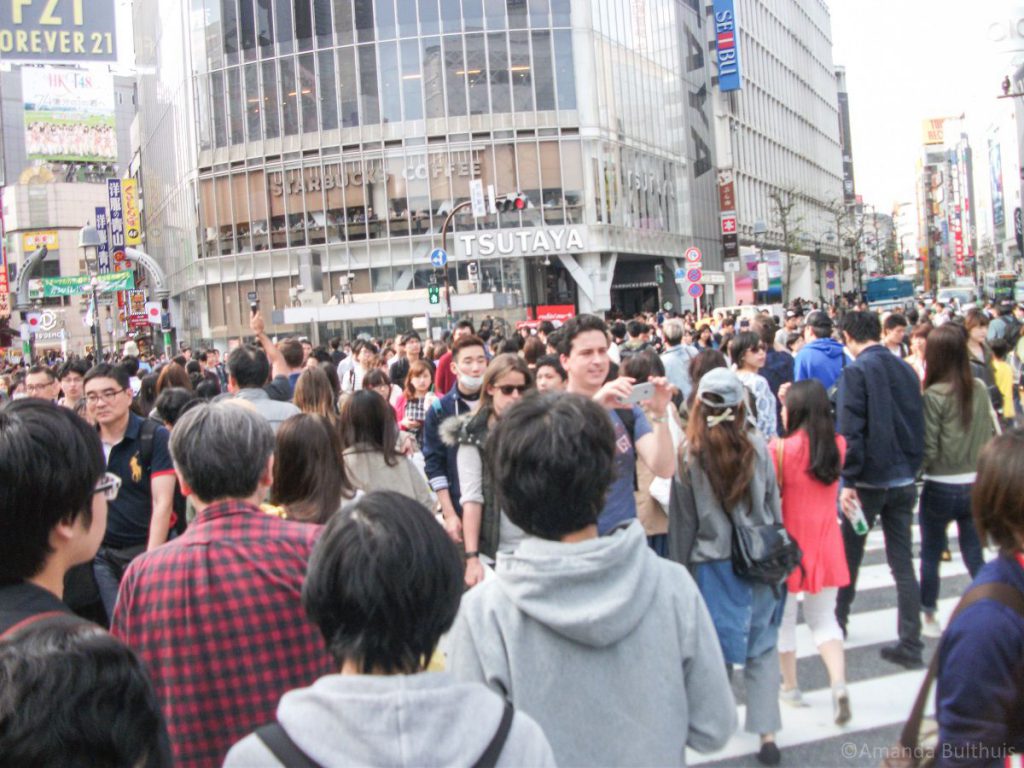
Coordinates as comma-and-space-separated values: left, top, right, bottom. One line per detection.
443, 354, 534, 587
730, 331, 778, 443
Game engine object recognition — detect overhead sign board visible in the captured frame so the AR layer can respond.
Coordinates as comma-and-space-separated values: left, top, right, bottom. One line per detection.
711, 0, 742, 92
36, 271, 135, 298
469, 179, 487, 218
0, 0, 117, 63
22, 230, 59, 251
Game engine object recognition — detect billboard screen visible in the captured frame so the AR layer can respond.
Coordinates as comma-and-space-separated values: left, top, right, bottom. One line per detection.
0, 0, 117, 64
23, 67, 115, 163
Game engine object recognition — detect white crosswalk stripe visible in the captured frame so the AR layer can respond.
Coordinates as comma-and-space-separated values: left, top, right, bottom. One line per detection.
688, 521, 986, 767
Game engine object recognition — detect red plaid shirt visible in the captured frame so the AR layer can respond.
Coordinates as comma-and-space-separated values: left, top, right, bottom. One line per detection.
112, 499, 334, 767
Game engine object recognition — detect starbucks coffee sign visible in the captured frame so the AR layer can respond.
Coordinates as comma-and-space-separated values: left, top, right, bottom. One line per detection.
456, 227, 587, 259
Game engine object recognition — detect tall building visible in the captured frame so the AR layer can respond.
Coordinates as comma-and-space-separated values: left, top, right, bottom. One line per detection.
712, 0, 844, 305
132, 0, 724, 345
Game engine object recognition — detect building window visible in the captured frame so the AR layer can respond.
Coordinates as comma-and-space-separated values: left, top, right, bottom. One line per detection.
531, 31, 554, 110
338, 46, 359, 126
358, 44, 380, 124
211, 71, 227, 147
378, 41, 401, 123
227, 66, 245, 144
401, 38, 424, 121
318, 50, 339, 130
553, 29, 575, 110
261, 59, 281, 137
298, 53, 318, 132
443, 35, 467, 117
280, 57, 300, 135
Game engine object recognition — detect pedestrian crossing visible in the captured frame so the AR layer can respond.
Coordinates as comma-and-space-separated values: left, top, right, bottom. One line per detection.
687, 522, 982, 767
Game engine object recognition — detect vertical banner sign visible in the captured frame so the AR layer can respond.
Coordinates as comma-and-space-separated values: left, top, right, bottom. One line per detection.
95, 207, 111, 273
711, 0, 742, 92
122, 178, 141, 247
0, 199, 9, 321
1015, 208, 1023, 257
990, 141, 1006, 245
107, 179, 127, 319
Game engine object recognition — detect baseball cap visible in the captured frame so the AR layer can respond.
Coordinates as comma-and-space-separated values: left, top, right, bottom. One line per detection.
785, 309, 799, 319
695, 368, 746, 408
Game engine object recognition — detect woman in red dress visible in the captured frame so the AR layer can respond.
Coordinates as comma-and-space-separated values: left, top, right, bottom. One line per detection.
772, 380, 851, 726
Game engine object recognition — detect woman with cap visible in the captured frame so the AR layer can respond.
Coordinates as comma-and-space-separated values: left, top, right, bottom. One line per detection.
670, 367, 785, 766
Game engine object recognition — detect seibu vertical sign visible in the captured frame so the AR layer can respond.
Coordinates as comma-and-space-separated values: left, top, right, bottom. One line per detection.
712, 0, 742, 92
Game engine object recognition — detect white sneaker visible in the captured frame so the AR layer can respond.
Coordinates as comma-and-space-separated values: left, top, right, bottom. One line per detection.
779, 687, 808, 707
922, 613, 942, 639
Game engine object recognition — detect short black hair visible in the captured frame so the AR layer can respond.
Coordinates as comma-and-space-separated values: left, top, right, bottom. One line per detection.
557, 314, 608, 356
227, 344, 271, 388
279, 338, 304, 368
455, 319, 475, 333
27, 365, 56, 382
488, 393, 615, 539
728, 331, 763, 367
303, 491, 463, 674
538, 320, 555, 336
0, 619, 166, 768
990, 338, 1010, 359
154, 387, 199, 426
58, 359, 90, 379
883, 313, 909, 331
0, 401, 105, 581
535, 354, 567, 381
120, 356, 141, 377
84, 362, 130, 391
610, 321, 627, 341
626, 320, 646, 338
839, 311, 882, 343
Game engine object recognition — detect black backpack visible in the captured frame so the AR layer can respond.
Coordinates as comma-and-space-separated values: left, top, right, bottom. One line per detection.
1003, 316, 1021, 346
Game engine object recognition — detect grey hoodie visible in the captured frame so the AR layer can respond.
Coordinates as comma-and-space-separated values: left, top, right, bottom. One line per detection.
223, 671, 556, 767
447, 521, 737, 767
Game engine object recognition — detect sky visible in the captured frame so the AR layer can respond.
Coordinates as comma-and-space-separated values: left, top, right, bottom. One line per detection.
829, 1, 1024, 243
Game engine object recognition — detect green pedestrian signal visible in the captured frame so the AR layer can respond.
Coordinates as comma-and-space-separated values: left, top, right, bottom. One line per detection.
428, 285, 441, 305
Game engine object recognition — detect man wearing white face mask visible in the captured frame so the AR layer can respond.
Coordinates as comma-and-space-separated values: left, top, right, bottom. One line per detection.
423, 334, 488, 544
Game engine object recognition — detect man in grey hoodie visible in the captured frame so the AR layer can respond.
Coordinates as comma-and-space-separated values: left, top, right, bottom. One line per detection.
448, 393, 737, 767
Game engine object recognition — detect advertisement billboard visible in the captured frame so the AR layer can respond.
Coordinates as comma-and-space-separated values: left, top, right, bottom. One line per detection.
23, 67, 116, 163
711, 0, 742, 92
122, 178, 141, 246
990, 140, 1006, 244
0, 0, 117, 64
922, 118, 946, 146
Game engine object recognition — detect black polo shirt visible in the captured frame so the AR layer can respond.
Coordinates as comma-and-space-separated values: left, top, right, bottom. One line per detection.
102, 413, 174, 549
0, 581, 73, 635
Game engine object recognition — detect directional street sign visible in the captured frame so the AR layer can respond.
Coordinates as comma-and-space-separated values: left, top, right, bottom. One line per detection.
674, 267, 687, 280
430, 248, 448, 268
687, 268, 703, 283
684, 247, 702, 264
687, 283, 705, 298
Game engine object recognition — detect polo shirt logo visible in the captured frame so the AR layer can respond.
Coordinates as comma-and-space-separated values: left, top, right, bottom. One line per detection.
130, 455, 143, 483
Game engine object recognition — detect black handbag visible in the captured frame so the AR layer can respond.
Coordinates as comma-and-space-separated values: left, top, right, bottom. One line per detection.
729, 522, 802, 597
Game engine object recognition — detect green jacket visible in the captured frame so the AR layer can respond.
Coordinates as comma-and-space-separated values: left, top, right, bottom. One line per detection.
922, 379, 998, 477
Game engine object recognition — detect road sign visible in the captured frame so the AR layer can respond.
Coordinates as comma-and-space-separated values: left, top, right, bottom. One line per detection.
826, 280, 836, 290
826, 269, 835, 279
469, 179, 487, 218
687, 283, 704, 298
687, 268, 703, 283
430, 248, 448, 268
723, 259, 741, 273
674, 267, 686, 280
685, 247, 702, 264
663, 301, 673, 311
757, 263, 770, 292
654, 264, 664, 284
720, 214, 738, 235
427, 285, 441, 305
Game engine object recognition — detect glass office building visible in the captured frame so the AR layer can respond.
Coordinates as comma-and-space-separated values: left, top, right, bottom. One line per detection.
133, 0, 721, 343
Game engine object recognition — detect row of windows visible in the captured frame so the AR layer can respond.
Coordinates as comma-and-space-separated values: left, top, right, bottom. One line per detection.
199, 31, 576, 148
199, 0, 571, 68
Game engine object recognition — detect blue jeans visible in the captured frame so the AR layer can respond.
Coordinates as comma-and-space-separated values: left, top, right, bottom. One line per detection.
918, 481, 985, 612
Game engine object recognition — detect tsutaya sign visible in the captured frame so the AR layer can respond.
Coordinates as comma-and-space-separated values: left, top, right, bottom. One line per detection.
456, 227, 587, 259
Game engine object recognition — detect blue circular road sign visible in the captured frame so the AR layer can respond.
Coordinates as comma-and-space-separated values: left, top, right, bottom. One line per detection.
430, 248, 448, 268
687, 283, 704, 298
687, 268, 702, 283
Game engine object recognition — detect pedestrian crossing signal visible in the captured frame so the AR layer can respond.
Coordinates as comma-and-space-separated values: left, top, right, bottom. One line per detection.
496, 193, 529, 213
427, 285, 441, 305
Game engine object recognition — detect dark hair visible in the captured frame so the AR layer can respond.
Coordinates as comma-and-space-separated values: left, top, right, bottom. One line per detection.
227, 344, 271, 388
84, 362, 130, 391
839, 311, 882, 344
339, 390, 400, 467
626, 320, 645, 338
488, 393, 615, 538
134, 373, 159, 416
728, 330, 764, 368
990, 338, 1010, 360
783, 380, 841, 485
910, 322, 932, 341
0, 620, 166, 768
538, 320, 555, 336
688, 349, 728, 395
59, 359, 90, 379
535, 354, 567, 381
155, 362, 192, 395
402, 359, 435, 400
295, 366, 339, 419
480, 353, 533, 411
522, 335, 545, 365
154, 387, 199, 426
311, 346, 333, 364
610, 321, 627, 341
279, 339, 304, 368
883, 313, 909, 331
557, 314, 608, 356
194, 378, 221, 400
964, 308, 989, 331
27, 365, 56, 382
184, 359, 202, 376
271, 414, 352, 523
120, 356, 141, 377
973, 429, 1024, 554
362, 368, 393, 393
455, 319, 475, 333
923, 324, 974, 429
302, 492, 463, 674
619, 349, 666, 383
451, 334, 486, 361
685, 392, 755, 510
0, 401, 105, 580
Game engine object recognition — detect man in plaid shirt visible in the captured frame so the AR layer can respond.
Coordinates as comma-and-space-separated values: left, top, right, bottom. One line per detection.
112, 401, 334, 767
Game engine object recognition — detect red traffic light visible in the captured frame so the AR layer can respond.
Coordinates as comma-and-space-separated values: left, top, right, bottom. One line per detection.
498, 193, 529, 213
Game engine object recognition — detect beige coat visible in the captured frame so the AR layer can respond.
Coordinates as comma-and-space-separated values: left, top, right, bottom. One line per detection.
342, 444, 436, 511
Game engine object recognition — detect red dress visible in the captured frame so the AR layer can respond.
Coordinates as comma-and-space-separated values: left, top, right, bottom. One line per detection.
771, 431, 851, 594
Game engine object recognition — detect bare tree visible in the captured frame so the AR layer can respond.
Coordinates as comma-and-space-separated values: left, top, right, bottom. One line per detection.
768, 189, 805, 304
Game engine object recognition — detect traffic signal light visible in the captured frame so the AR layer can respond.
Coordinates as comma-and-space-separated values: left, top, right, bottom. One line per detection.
496, 193, 529, 213
427, 285, 441, 305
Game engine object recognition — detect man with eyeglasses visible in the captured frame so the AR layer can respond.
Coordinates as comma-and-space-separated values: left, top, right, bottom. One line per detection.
0, 400, 111, 634
24, 365, 61, 402
84, 363, 176, 623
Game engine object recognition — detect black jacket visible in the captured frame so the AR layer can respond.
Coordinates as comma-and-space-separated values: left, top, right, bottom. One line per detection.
836, 344, 924, 486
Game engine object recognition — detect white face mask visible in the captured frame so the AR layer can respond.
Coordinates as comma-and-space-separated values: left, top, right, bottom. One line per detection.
458, 373, 484, 393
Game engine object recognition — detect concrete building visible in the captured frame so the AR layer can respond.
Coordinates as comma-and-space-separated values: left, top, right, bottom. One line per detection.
132, 0, 726, 346
712, 0, 844, 305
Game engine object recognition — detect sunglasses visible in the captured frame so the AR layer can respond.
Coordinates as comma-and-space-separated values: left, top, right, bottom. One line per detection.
94, 472, 122, 502
496, 384, 529, 396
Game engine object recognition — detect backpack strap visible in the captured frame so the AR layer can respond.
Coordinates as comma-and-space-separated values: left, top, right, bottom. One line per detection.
255, 722, 323, 768
898, 580, 1024, 755
138, 418, 159, 475
472, 702, 515, 768
0, 610, 74, 640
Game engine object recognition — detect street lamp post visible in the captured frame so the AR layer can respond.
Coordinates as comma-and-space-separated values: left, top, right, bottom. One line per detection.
78, 224, 105, 359
753, 220, 768, 305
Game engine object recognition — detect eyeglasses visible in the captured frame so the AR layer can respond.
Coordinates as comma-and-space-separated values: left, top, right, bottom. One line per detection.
25, 383, 55, 392
94, 472, 122, 501
496, 384, 529, 396
85, 388, 127, 404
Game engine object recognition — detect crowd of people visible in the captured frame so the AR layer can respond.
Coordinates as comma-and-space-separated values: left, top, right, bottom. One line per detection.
0, 295, 1022, 768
